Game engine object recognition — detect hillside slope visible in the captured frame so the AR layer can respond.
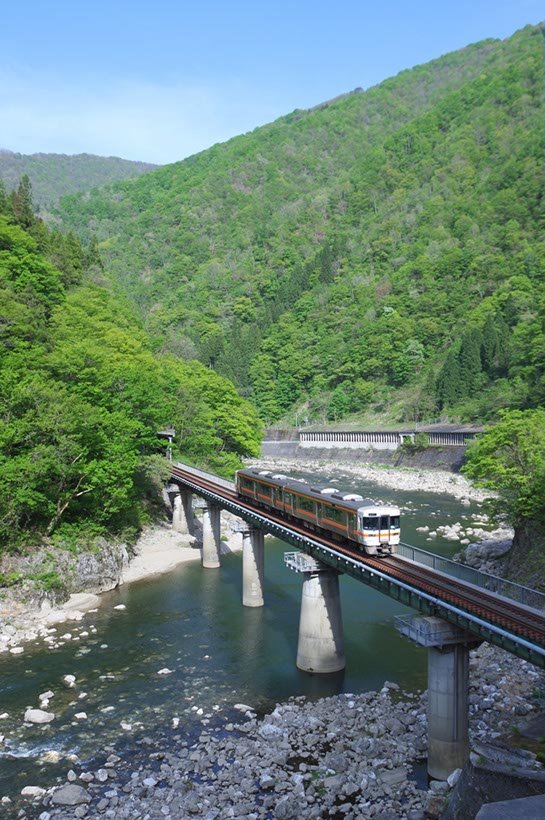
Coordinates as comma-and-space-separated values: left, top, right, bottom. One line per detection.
58, 24, 544, 424
0, 151, 157, 209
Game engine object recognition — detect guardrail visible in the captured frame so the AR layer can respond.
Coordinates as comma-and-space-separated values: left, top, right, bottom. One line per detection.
168, 465, 544, 666
397, 542, 544, 613
298, 431, 478, 447
172, 461, 234, 491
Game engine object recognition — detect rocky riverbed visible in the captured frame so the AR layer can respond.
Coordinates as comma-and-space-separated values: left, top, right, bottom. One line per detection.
5, 644, 543, 819
245, 458, 494, 504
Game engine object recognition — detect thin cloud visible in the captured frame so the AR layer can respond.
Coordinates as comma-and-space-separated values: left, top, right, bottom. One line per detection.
0, 71, 282, 164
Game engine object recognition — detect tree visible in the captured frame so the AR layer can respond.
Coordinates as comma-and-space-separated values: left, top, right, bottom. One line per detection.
463, 409, 545, 528
12, 174, 35, 230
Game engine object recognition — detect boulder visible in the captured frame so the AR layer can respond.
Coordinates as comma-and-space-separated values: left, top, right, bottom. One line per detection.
50, 784, 91, 806
24, 708, 55, 724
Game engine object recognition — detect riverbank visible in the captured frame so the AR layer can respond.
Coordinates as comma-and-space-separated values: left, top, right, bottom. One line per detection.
245, 457, 493, 503
0, 512, 243, 653
12, 643, 544, 819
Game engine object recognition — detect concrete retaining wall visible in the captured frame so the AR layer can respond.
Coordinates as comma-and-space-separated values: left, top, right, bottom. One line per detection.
260, 440, 467, 472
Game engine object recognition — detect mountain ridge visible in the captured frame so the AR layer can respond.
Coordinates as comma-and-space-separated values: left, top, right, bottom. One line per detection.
0, 150, 158, 209
56, 23, 544, 425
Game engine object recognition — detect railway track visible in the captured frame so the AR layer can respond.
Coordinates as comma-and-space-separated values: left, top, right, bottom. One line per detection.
170, 465, 545, 649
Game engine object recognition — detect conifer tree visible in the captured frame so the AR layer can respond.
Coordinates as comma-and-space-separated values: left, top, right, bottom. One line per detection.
436, 347, 462, 408
12, 174, 35, 230
481, 313, 500, 375
459, 328, 483, 394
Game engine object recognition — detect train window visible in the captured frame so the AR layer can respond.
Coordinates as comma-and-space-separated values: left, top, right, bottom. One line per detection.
297, 495, 315, 513
240, 477, 253, 490
362, 517, 379, 531
380, 516, 389, 529
390, 515, 400, 529
284, 492, 293, 506
257, 482, 272, 497
326, 505, 343, 523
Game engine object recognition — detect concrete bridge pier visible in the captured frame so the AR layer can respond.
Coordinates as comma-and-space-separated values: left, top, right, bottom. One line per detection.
285, 553, 345, 674
396, 615, 481, 780
242, 525, 265, 607
202, 503, 221, 569
172, 490, 194, 535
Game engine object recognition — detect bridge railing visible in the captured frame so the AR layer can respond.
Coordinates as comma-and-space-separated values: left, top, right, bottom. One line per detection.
398, 542, 544, 613
172, 461, 234, 491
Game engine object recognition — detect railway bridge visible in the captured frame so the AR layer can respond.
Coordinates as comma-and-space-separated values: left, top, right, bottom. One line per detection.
168, 461, 545, 781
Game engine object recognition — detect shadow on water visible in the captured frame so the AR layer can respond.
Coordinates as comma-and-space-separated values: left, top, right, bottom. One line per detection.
0, 478, 479, 805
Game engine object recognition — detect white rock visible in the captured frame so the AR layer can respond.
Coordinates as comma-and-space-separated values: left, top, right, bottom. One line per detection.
60, 633, 72, 641
40, 751, 61, 763
0, 712, 9, 719
24, 708, 55, 724
120, 722, 132, 731
21, 786, 46, 799
10, 647, 24, 654
39, 690, 55, 701
113, 604, 126, 611
74, 712, 87, 720
447, 768, 462, 788
63, 674, 76, 687
157, 667, 174, 675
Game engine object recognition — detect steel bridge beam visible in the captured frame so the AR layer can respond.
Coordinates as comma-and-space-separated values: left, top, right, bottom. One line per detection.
169, 470, 544, 669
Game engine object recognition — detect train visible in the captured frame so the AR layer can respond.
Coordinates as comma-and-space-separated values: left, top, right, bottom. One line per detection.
235, 468, 400, 556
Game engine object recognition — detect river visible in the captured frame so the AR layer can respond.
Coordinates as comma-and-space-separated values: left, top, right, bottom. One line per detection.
0, 471, 486, 809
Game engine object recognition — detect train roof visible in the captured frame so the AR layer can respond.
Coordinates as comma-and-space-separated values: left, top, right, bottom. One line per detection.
236, 468, 400, 514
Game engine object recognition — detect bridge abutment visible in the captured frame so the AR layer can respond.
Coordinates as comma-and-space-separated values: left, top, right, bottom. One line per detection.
202, 503, 221, 569
396, 615, 481, 781
242, 525, 265, 607
172, 490, 194, 535
285, 553, 345, 674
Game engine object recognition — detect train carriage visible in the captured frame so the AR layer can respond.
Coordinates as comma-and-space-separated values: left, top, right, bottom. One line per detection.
235, 468, 400, 556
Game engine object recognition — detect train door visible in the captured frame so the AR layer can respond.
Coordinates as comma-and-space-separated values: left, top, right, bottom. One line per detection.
284, 491, 293, 518
380, 514, 389, 545
347, 510, 356, 540
316, 503, 323, 528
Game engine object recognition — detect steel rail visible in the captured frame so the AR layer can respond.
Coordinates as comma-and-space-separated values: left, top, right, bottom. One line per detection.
169, 465, 545, 666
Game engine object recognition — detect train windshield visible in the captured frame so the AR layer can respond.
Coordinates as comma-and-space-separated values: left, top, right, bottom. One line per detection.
362, 517, 379, 531
390, 515, 400, 529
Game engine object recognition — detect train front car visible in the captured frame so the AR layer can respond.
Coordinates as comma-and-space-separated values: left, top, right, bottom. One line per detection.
357, 505, 401, 556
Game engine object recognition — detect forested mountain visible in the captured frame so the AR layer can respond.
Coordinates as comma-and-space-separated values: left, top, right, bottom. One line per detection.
58, 24, 544, 426
0, 150, 157, 210
0, 187, 261, 551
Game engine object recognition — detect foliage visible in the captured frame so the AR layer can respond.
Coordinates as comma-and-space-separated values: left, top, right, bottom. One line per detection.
463, 409, 545, 527
0, 150, 157, 209
399, 432, 430, 454
56, 25, 545, 425
0, 184, 262, 550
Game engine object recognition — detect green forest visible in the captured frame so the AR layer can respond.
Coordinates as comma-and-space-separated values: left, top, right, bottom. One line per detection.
1, 23, 544, 562
57, 24, 544, 430
0, 150, 157, 210
0, 178, 261, 554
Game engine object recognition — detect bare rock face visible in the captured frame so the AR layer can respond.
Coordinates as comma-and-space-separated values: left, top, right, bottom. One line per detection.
24, 708, 55, 724
442, 741, 545, 820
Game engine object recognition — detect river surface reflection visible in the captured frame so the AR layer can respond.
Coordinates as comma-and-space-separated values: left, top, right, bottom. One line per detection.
0, 473, 485, 803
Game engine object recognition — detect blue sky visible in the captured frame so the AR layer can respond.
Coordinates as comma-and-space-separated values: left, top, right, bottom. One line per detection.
0, 1, 542, 165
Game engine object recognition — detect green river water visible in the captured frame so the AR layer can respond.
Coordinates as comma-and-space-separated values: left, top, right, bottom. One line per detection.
0, 471, 486, 809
